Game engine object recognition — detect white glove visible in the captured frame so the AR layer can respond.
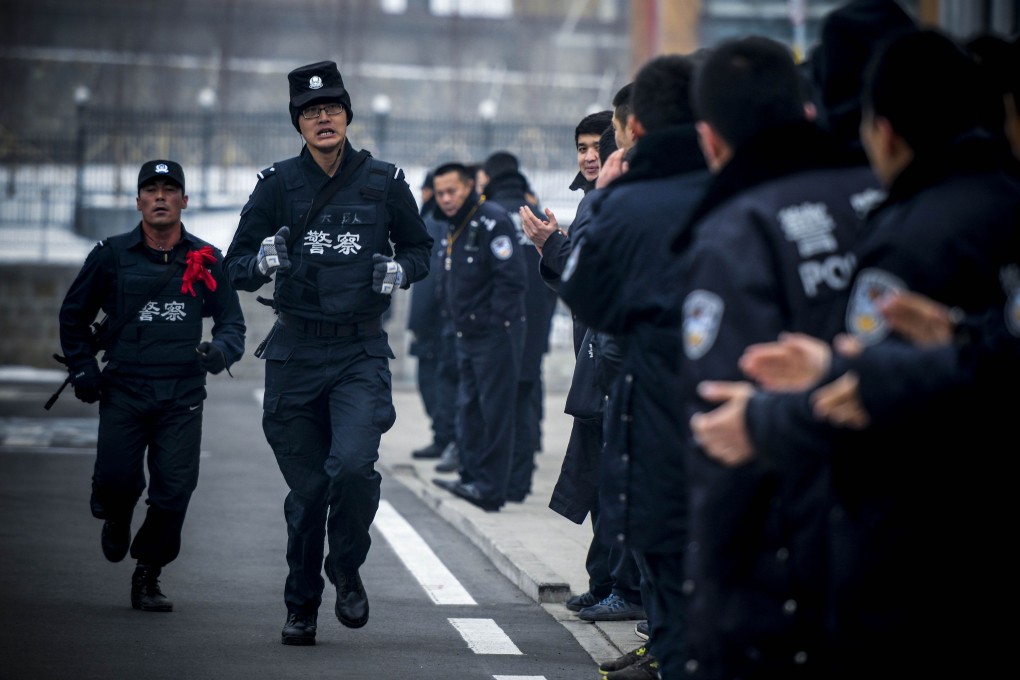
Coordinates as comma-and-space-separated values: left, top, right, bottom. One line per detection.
257, 226, 291, 276
372, 253, 404, 295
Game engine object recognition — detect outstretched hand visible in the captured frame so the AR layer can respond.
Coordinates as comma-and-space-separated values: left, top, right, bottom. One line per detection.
519, 205, 560, 252
690, 380, 756, 467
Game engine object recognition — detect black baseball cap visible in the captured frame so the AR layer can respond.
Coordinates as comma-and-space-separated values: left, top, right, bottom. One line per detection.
287, 60, 354, 129
137, 160, 185, 193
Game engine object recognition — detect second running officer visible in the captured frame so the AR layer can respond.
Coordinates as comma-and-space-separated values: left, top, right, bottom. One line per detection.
224, 61, 433, 646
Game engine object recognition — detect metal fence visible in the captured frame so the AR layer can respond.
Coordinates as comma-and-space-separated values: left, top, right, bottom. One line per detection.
1, 108, 584, 241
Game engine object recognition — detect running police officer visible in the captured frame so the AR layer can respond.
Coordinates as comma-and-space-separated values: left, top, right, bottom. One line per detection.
224, 61, 432, 646
58, 159, 245, 613
429, 162, 527, 512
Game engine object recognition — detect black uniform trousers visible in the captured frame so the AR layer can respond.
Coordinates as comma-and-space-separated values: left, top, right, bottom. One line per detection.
639, 551, 685, 679
507, 377, 541, 501
91, 376, 205, 568
454, 321, 524, 503
423, 320, 459, 450
261, 331, 396, 616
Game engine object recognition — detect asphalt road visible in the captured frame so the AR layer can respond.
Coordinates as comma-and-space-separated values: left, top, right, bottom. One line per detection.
0, 373, 599, 680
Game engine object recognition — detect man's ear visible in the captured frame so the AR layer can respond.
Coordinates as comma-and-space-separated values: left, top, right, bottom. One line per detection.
628, 114, 645, 141
696, 121, 731, 172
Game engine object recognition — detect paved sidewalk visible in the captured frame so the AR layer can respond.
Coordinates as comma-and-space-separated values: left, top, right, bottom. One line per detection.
380, 384, 646, 667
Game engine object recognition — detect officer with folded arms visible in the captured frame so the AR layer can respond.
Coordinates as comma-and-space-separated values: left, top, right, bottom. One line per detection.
224, 60, 432, 646
58, 159, 245, 613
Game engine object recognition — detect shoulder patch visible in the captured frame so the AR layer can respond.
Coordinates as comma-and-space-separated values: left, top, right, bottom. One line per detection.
846, 268, 905, 345
491, 235, 513, 261
683, 290, 724, 360
257, 166, 276, 181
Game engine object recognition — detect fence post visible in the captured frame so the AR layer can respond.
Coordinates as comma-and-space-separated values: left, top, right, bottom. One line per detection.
73, 85, 90, 235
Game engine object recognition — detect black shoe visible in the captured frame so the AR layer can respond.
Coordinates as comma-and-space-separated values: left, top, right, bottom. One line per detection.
434, 442, 460, 473
281, 612, 317, 646
330, 569, 369, 629
565, 590, 601, 612
131, 564, 173, 612
605, 656, 660, 680
432, 477, 460, 492
446, 481, 503, 512
635, 619, 649, 640
412, 442, 445, 459
600, 644, 651, 674
101, 520, 130, 563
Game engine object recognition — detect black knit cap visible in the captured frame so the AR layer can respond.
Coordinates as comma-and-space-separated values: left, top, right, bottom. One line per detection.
809, 0, 916, 141
482, 151, 519, 180
287, 60, 354, 130
137, 159, 185, 193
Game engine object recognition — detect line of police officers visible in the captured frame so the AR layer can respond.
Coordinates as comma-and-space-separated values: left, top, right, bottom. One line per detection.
58, 2, 1020, 675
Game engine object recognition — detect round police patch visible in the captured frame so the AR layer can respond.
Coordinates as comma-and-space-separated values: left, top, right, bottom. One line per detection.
683, 290, 724, 360
491, 235, 513, 261
846, 268, 905, 345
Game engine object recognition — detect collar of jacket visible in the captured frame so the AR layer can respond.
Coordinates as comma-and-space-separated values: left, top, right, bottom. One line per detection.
129, 223, 196, 252
611, 124, 707, 188
671, 121, 854, 253
569, 171, 595, 194
298, 138, 356, 181
874, 130, 1015, 214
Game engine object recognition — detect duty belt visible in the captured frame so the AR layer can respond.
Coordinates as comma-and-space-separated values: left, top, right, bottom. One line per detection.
279, 313, 382, 338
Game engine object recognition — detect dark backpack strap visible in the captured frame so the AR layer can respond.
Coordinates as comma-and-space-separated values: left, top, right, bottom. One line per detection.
360, 158, 395, 202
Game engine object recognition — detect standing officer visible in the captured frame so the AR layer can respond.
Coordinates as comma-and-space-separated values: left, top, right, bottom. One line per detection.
407, 170, 457, 461
479, 150, 558, 502
58, 159, 245, 613
429, 162, 527, 512
224, 61, 432, 646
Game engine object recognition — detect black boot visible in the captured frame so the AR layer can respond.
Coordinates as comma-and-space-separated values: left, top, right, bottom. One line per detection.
281, 612, 317, 646
131, 564, 173, 612
330, 569, 369, 628
101, 520, 131, 563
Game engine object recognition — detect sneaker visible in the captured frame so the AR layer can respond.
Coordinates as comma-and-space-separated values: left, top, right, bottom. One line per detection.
565, 590, 601, 612
605, 656, 660, 680
578, 593, 647, 622
600, 644, 650, 674
434, 442, 460, 473
635, 619, 649, 640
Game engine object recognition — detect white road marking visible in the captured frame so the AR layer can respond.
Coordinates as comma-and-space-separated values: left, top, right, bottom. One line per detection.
254, 388, 264, 404
374, 500, 476, 605
493, 677, 547, 680
449, 618, 522, 655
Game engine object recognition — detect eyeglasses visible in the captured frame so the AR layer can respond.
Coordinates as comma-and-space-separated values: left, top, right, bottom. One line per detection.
301, 103, 344, 119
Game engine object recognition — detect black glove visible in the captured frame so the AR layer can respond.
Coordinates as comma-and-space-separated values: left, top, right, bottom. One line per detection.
70, 358, 102, 404
196, 341, 226, 375
257, 226, 291, 276
372, 253, 404, 295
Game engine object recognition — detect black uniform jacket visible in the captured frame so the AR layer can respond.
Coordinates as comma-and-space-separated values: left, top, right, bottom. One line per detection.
556, 124, 711, 551
671, 121, 879, 678
742, 134, 1020, 675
